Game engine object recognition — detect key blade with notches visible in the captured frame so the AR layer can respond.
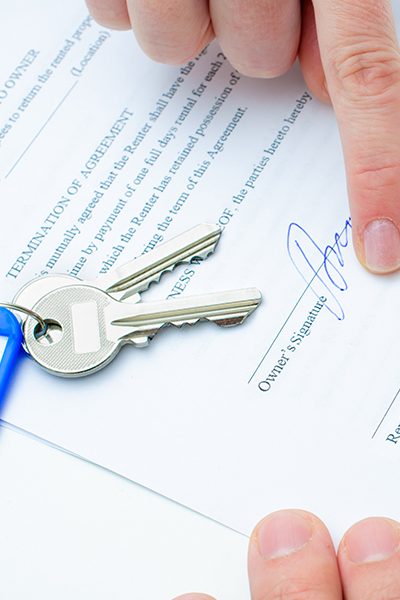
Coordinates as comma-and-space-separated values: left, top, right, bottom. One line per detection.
14, 223, 222, 311
99, 222, 222, 300
106, 287, 262, 345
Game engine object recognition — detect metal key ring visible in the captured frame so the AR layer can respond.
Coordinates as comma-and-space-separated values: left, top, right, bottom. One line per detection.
0, 302, 47, 335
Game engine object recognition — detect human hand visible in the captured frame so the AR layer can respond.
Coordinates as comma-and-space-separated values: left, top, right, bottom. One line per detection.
86, 0, 400, 274
172, 509, 400, 599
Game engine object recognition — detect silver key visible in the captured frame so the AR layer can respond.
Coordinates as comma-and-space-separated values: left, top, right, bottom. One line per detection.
14, 223, 222, 310
24, 284, 262, 377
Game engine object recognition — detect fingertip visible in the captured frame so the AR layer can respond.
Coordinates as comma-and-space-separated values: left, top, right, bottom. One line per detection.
250, 508, 331, 540
127, 0, 213, 65
248, 509, 341, 599
355, 218, 400, 274
86, 0, 131, 30
338, 517, 400, 598
339, 517, 400, 564
230, 53, 298, 80
135, 25, 214, 66
210, 0, 301, 81
249, 509, 315, 560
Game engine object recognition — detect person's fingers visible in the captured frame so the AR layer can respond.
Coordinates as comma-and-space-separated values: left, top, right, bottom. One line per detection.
125, 0, 214, 64
210, 0, 301, 78
248, 509, 342, 600
172, 595, 215, 600
312, 0, 400, 274
338, 517, 400, 599
298, 0, 330, 103
85, 0, 131, 30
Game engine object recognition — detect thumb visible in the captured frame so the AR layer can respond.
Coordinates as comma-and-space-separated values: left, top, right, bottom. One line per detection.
247, 510, 341, 599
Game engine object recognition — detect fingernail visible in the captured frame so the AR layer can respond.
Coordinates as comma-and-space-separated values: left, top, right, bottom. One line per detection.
345, 518, 400, 563
363, 218, 400, 273
257, 511, 313, 560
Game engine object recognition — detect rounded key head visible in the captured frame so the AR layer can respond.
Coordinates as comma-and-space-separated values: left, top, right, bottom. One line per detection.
24, 285, 120, 377
13, 274, 77, 308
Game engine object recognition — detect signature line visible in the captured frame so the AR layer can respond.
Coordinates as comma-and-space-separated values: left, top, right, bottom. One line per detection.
5, 81, 79, 179
247, 285, 311, 384
248, 222, 349, 384
371, 386, 400, 439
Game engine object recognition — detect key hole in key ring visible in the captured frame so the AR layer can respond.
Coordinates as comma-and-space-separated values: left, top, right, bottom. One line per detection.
34, 320, 63, 346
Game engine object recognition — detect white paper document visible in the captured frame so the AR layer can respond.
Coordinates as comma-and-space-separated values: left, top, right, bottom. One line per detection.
2, 1, 400, 538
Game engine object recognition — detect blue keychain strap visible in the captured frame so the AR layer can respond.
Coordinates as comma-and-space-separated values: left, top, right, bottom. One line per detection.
0, 308, 23, 406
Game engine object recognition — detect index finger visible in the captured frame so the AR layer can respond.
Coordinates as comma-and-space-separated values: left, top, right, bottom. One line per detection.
312, 0, 400, 273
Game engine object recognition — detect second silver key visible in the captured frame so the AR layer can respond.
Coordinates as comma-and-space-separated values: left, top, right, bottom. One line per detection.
24, 284, 262, 377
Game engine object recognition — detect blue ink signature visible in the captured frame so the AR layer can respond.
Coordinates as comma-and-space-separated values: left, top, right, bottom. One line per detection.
287, 218, 352, 320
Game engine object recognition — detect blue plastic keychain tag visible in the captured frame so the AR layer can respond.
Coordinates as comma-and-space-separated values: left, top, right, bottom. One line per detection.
0, 308, 23, 407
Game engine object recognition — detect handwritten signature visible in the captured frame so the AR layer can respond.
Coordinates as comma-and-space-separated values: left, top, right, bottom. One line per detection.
286, 218, 352, 320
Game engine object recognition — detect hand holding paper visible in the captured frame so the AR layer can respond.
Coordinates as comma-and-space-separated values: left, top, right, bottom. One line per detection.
175, 510, 400, 600
87, 0, 400, 274
2, 0, 400, 548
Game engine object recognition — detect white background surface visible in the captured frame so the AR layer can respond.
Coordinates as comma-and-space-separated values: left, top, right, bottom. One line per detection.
0, 423, 249, 599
